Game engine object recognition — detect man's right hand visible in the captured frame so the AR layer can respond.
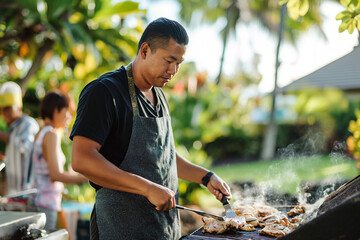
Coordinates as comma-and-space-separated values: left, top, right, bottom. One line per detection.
145, 183, 175, 211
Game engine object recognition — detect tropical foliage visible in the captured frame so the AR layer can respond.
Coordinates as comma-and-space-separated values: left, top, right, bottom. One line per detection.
0, 0, 145, 94
176, 0, 324, 84
336, 0, 360, 33
347, 109, 360, 169
280, 0, 360, 34
0, 0, 146, 203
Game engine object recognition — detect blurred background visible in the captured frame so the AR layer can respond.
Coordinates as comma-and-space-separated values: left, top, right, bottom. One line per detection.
1, 0, 360, 238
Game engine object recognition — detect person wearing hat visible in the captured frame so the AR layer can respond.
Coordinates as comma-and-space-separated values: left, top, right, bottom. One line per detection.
0, 81, 39, 195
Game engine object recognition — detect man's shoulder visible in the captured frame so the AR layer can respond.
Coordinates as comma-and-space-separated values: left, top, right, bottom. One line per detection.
98, 66, 126, 79
9, 115, 39, 140
97, 66, 127, 86
81, 66, 127, 96
18, 115, 39, 129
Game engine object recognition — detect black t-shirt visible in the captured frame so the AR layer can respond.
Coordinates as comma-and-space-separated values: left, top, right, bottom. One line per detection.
70, 66, 170, 190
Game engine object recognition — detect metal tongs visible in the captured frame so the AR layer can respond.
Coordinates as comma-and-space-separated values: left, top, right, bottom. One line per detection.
176, 205, 225, 221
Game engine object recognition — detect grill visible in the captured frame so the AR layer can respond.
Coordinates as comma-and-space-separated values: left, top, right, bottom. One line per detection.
0, 211, 68, 240
181, 207, 292, 240
182, 175, 360, 240
183, 227, 278, 239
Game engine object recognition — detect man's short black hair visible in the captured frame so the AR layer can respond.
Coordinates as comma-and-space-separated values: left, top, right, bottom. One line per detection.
137, 17, 189, 54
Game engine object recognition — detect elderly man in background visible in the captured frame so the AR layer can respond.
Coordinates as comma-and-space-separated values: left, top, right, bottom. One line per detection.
0, 81, 39, 196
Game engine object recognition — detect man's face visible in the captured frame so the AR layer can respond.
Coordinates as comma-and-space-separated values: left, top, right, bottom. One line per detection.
142, 38, 186, 88
0, 106, 14, 125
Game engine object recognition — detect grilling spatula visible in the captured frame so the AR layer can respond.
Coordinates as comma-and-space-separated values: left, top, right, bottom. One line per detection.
221, 195, 237, 218
176, 205, 225, 221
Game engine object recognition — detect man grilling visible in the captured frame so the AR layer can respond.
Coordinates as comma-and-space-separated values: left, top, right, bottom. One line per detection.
70, 17, 233, 240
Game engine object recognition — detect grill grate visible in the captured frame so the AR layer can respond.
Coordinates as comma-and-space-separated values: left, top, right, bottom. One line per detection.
183, 175, 360, 240
182, 227, 277, 239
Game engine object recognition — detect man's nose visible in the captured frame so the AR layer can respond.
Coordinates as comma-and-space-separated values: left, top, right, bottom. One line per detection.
167, 63, 178, 76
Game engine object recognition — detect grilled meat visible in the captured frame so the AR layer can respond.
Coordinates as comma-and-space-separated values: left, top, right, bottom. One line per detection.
258, 224, 292, 237
287, 205, 306, 217
202, 204, 301, 237
202, 216, 246, 234
202, 217, 228, 234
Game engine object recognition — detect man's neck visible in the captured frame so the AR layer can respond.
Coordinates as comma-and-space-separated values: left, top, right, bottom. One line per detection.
131, 60, 156, 105
131, 59, 153, 93
8, 113, 23, 126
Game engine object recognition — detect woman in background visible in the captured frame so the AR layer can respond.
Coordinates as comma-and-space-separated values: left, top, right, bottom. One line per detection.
31, 91, 87, 230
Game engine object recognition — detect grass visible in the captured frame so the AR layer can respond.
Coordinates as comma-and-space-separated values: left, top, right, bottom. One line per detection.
209, 155, 359, 194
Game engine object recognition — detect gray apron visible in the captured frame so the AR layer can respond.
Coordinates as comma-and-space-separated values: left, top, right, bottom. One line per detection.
95, 63, 181, 240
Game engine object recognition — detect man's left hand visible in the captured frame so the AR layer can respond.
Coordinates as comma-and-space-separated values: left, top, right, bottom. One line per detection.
206, 173, 232, 201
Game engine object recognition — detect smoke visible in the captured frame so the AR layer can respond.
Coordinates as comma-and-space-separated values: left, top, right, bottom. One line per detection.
229, 131, 352, 224
330, 140, 347, 165
277, 130, 327, 158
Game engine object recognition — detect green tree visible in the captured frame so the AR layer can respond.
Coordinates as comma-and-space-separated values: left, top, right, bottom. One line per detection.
281, 0, 360, 34
0, 0, 146, 204
336, 0, 360, 33
0, 0, 145, 93
175, 0, 326, 159
176, 0, 324, 84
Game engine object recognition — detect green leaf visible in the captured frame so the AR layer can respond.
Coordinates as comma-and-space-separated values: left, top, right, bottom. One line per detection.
339, 18, 352, 32
287, 0, 300, 8
336, 10, 352, 20
279, 0, 289, 5
289, 8, 300, 20
45, 0, 73, 21
348, 0, 360, 10
13, 0, 38, 13
355, 0, 360, 9
299, 0, 309, 16
348, 18, 357, 33
92, 1, 145, 22
340, 0, 352, 8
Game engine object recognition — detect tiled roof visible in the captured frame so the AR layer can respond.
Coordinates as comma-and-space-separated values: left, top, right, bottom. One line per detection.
281, 44, 360, 93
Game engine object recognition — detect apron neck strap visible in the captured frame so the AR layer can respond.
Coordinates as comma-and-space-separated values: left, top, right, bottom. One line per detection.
126, 63, 140, 116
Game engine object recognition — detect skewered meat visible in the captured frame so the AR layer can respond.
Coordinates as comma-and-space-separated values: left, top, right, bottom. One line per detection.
287, 205, 306, 217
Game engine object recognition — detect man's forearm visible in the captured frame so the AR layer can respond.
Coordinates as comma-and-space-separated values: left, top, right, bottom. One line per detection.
176, 152, 209, 184
176, 152, 232, 202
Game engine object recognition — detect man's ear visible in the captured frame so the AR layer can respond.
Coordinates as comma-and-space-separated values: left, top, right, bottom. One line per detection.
140, 42, 150, 59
